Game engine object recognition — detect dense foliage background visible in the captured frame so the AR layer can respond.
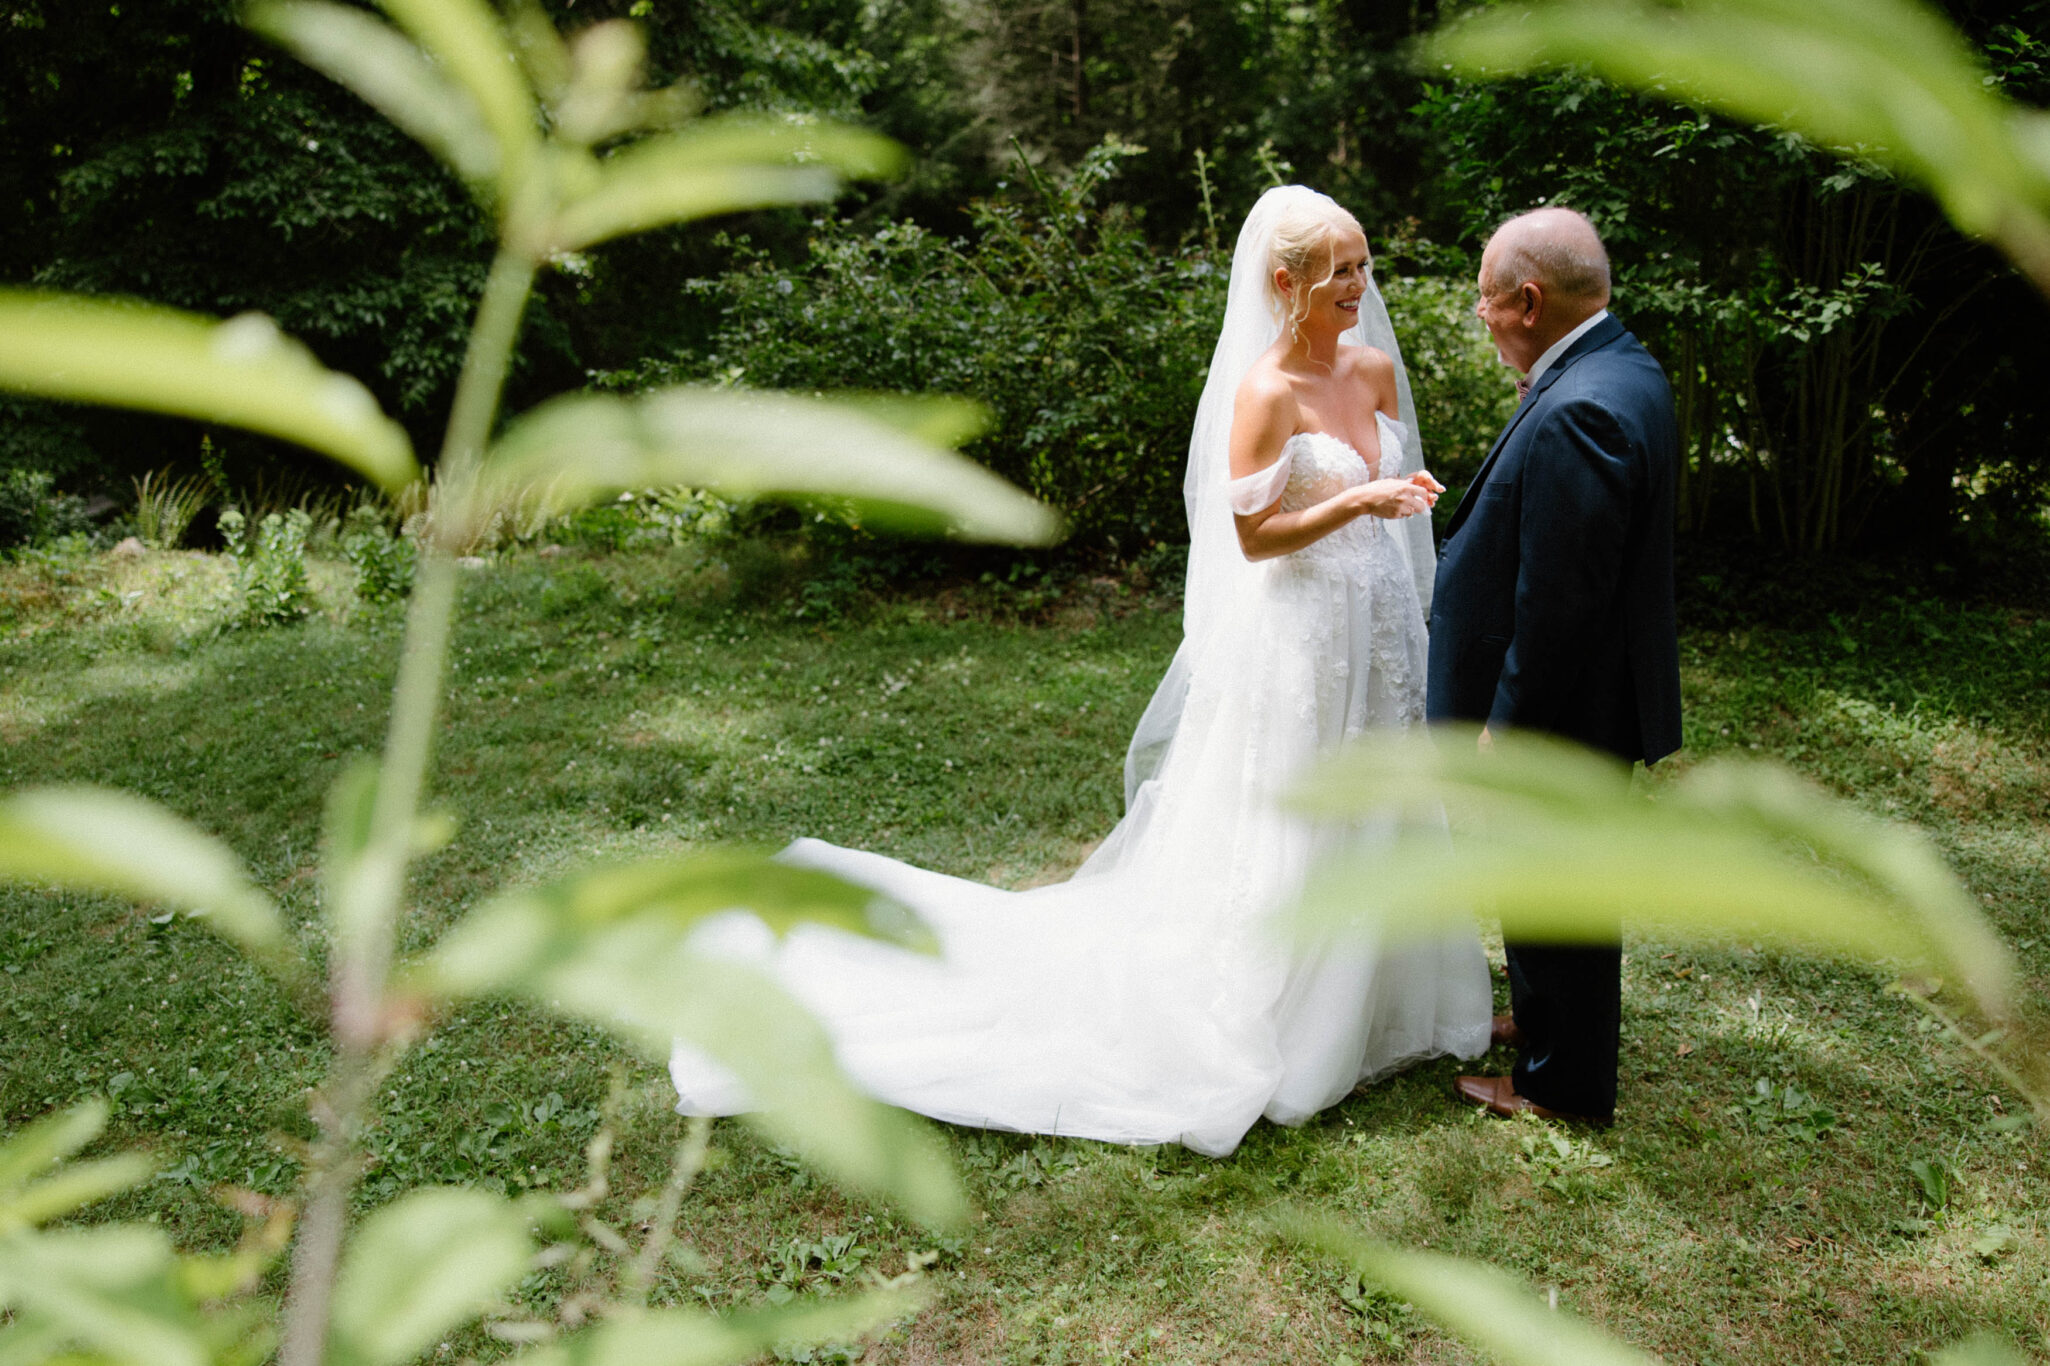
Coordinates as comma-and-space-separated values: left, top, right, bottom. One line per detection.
4, 0, 2047, 562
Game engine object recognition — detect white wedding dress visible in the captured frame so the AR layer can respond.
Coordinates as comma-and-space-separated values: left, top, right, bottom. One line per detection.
670, 187, 1489, 1156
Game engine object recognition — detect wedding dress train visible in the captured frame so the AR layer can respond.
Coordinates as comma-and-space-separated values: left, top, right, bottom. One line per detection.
670, 413, 1491, 1157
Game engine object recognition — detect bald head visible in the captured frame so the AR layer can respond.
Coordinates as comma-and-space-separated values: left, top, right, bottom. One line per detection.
1481, 207, 1611, 305
1474, 207, 1612, 374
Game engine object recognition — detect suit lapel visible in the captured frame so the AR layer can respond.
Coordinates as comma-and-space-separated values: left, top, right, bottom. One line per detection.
1443, 315, 1626, 540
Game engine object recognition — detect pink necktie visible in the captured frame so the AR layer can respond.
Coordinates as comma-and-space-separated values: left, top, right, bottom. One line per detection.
1516, 375, 1532, 401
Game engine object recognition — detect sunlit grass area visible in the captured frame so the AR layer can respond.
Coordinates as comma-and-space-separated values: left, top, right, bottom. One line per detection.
2, 541, 2046, 1363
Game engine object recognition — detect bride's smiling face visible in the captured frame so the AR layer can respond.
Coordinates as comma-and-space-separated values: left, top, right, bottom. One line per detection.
1281, 226, 1371, 333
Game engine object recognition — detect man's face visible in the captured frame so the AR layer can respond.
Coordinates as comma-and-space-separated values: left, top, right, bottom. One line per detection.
1474, 240, 1538, 372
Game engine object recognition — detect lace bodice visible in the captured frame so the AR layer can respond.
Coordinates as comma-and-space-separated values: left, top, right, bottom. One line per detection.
1227, 413, 1407, 511
1268, 413, 1410, 568
1275, 430, 1374, 506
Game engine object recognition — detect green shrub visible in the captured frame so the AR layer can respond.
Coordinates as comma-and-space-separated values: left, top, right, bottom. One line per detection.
647, 138, 1219, 554
648, 145, 1513, 556
218, 506, 314, 627
341, 503, 416, 605
0, 468, 93, 551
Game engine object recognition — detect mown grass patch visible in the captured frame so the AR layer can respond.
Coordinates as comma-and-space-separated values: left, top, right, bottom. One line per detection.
2, 543, 2046, 1363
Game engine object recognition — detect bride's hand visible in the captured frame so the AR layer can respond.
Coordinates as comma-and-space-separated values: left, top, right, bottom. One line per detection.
1408, 469, 1447, 496
1352, 477, 1438, 519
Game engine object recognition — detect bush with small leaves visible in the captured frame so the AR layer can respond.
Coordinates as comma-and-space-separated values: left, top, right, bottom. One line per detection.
219, 506, 314, 627
0, 468, 93, 552
341, 503, 416, 605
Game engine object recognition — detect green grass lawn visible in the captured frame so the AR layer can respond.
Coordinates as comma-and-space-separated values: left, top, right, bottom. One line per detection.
3, 541, 2047, 1364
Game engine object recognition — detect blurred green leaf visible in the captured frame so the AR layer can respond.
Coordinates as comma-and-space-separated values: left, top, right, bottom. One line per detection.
554, 20, 683, 146
1288, 728, 2015, 1020
416, 849, 931, 997
1929, 1335, 2031, 1366
511, 1288, 923, 1366
0, 1101, 106, 1195
1, 1157, 156, 1237
0, 1102, 154, 1236
0, 1227, 208, 1366
409, 852, 964, 1228
1281, 1212, 1656, 1366
507, 0, 573, 106
328, 1188, 532, 1366
0, 293, 419, 494
249, 0, 500, 196
320, 757, 389, 972
548, 117, 907, 250
1279, 1214, 1648, 1361
372, 0, 535, 196
660, 957, 966, 1228
837, 393, 993, 450
1677, 760, 2014, 1011
0, 786, 309, 988
484, 387, 1058, 545
1425, 0, 2050, 292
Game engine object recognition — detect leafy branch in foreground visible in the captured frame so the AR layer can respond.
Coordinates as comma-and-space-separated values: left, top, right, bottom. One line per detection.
1285, 726, 2036, 1365
1290, 727, 2018, 1028
1297, 10, 2050, 1351
0, 1, 1058, 1363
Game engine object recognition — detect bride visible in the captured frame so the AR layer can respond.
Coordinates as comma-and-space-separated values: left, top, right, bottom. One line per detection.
671, 186, 1489, 1157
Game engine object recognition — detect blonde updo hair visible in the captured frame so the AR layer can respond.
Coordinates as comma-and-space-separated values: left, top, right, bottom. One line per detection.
1264, 190, 1365, 338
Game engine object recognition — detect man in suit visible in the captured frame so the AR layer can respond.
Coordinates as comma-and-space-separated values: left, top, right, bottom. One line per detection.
1427, 207, 1682, 1124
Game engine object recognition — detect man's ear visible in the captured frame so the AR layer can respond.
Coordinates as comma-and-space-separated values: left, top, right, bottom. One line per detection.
1520, 282, 1543, 325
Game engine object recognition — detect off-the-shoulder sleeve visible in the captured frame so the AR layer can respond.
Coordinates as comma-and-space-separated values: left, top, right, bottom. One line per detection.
1375, 411, 1410, 477
1226, 447, 1293, 514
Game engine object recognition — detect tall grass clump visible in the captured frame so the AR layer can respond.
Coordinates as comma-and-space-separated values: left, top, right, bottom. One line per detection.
131, 466, 211, 549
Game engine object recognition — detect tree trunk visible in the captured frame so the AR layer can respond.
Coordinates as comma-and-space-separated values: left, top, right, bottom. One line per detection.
1071, 0, 1087, 122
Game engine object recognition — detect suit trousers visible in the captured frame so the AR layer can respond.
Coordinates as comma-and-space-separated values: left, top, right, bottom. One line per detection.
1505, 939, 1621, 1117
1505, 750, 1630, 1117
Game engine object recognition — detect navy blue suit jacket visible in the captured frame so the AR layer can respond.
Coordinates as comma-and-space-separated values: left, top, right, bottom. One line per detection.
1427, 315, 1682, 764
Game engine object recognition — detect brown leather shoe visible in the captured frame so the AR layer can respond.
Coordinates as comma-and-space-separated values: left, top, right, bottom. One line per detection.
1490, 1014, 1525, 1049
1452, 1074, 1612, 1126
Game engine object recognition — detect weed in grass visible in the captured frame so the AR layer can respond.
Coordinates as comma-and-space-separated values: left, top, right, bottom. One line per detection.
1737, 1077, 1839, 1142
1512, 1121, 1616, 1199
1336, 1270, 1416, 1354
758, 1232, 875, 1303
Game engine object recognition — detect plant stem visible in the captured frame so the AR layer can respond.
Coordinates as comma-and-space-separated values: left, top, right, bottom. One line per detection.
276, 1057, 379, 1366
279, 241, 538, 1366
446, 250, 540, 485
1899, 986, 2050, 1124
334, 550, 457, 1043
625, 1115, 713, 1304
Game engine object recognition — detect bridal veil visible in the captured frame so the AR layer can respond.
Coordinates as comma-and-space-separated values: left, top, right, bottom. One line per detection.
1123, 184, 1437, 802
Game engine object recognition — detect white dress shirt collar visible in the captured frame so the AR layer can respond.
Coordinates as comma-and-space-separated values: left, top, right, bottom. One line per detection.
1525, 309, 1610, 389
